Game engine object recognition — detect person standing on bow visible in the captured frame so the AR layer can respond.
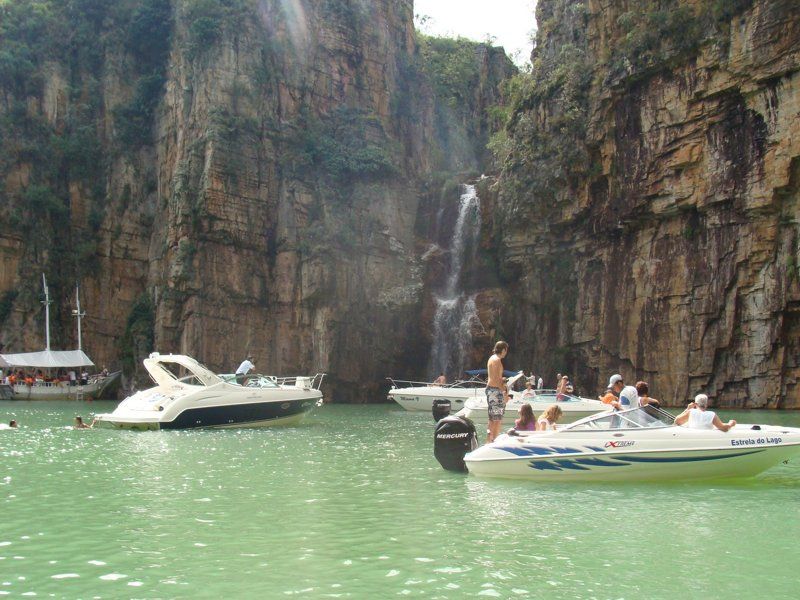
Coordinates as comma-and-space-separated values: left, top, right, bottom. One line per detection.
486, 341, 509, 443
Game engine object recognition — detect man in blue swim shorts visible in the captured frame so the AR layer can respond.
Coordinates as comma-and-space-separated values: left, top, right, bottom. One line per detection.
486, 340, 509, 443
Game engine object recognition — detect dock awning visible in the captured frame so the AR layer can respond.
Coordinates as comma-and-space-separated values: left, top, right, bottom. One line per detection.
0, 350, 94, 369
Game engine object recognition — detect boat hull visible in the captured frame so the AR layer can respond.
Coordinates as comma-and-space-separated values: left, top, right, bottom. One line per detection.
8, 372, 121, 401
387, 387, 483, 412
466, 445, 800, 482
96, 396, 320, 430
464, 422, 800, 482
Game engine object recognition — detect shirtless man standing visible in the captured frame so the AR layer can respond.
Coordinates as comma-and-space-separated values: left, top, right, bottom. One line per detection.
486, 341, 509, 443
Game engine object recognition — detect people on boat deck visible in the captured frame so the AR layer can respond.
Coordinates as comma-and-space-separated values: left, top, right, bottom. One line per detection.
80, 370, 88, 385
235, 355, 256, 385
674, 394, 737, 432
537, 376, 543, 390
514, 403, 537, 431
68, 370, 77, 386
538, 404, 563, 430
635, 381, 660, 407
601, 374, 624, 405
433, 373, 446, 385
486, 340, 510, 443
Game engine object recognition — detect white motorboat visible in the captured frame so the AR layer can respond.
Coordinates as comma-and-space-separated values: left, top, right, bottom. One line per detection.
94, 353, 324, 430
452, 406, 800, 482
386, 370, 524, 412
456, 388, 609, 426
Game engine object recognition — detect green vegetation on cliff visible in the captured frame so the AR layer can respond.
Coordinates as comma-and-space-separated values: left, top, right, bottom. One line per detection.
0, 0, 172, 322
118, 293, 155, 377
417, 34, 516, 171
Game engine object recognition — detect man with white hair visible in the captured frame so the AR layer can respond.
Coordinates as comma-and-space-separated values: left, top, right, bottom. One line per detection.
674, 394, 737, 432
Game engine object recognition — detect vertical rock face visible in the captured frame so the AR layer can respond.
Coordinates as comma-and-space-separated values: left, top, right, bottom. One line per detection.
491, 0, 800, 406
0, 0, 514, 399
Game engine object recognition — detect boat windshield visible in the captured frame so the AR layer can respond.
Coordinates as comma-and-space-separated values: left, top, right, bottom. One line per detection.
528, 390, 583, 403
563, 405, 675, 431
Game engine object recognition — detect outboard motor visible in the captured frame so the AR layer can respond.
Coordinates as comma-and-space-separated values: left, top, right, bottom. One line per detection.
434, 415, 478, 473
432, 398, 451, 422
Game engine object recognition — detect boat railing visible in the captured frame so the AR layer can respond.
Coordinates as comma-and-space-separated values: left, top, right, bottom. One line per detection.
273, 373, 326, 390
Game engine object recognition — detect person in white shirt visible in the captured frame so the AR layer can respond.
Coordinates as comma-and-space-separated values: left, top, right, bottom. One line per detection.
235, 356, 255, 385
617, 385, 640, 410
521, 380, 536, 399
674, 394, 736, 432
537, 376, 543, 390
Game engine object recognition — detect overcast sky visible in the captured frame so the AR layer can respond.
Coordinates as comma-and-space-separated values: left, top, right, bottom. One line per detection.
414, 0, 537, 65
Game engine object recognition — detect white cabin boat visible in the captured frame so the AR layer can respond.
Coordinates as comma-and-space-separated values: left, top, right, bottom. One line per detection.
94, 353, 324, 430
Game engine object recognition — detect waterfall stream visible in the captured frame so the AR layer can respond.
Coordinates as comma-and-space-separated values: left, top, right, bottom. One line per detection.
428, 184, 481, 380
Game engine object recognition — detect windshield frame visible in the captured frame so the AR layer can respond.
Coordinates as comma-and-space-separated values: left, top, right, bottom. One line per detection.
561, 405, 676, 432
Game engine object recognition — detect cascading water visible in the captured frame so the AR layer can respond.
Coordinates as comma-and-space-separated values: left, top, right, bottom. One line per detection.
428, 184, 482, 380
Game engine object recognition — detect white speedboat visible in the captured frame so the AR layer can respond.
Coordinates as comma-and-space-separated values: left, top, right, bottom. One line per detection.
386, 370, 524, 412
457, 406, 800, 482
456, 389, 609, 426
94, 353, 323, 430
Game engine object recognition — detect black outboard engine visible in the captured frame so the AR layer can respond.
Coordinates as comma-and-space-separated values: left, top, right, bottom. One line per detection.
434, 415, 478, 473
432, 398, 451, 422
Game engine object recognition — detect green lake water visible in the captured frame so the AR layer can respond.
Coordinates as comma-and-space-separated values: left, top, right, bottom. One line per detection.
1, 401, 799, 598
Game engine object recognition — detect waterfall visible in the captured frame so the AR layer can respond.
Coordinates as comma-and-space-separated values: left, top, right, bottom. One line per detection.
428, 184, 481, 380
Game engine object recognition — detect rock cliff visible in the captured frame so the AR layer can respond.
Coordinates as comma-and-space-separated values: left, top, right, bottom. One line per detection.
0, 0, 513, 400
488, 0, 800, 407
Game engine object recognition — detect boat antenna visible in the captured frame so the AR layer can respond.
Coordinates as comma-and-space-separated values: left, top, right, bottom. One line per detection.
41, 274, 52, 351
71, 284, 85, 351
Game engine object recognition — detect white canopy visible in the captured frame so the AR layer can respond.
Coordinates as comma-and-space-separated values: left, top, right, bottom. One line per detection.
0, 350, 94, 369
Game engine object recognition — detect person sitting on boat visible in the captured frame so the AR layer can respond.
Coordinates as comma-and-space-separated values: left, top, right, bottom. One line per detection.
616, 385, 640, 410
235, 355, 256, 385
674, 394, 736, 432
635, 381, 660, 407
521, 380, 536, 400
601, 374, 624, 404
556, 375, 569, 400
433, 373, 446, 385
514, 403, 537, 431
538, 404, 563, 430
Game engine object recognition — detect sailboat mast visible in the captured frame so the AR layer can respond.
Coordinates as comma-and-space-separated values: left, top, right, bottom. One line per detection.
41, 274, 51, 351
72, 285, 85, 351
